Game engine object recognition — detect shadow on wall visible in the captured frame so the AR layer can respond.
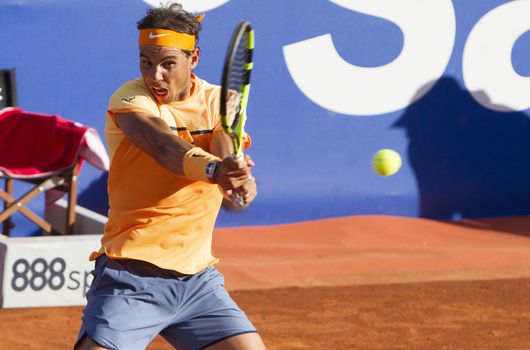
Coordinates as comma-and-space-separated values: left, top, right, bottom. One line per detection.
77, 172, 109, 217
394, 77, 530, 220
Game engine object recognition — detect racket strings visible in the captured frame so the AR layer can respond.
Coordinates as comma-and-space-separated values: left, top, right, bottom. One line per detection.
225, 34, 251, 128
225, 91, 242, 126
227, 39, 251, 88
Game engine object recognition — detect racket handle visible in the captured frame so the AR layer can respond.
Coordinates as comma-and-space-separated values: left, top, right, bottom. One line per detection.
232, 153, 247, 208
232, 193, 246, 208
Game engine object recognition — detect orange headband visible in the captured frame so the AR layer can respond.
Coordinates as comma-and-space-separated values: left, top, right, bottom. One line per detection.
139, 28, 195, 50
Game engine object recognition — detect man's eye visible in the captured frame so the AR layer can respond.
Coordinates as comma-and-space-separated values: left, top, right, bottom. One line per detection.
163, 62, 176, 68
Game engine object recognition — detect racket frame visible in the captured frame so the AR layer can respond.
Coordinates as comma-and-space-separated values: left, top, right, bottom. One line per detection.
220, 21, 254, 159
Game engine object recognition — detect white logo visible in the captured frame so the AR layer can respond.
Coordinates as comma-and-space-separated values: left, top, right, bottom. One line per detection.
142, 0, 230, 12
463, 0, 530, 112
149, 32, 169, 39
283, 0, 456, 116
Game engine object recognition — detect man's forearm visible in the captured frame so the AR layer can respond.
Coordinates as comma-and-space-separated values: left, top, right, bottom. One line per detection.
115, 111, 194, 176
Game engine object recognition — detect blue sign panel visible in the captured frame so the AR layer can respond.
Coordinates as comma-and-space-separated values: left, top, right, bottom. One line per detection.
1, 0, 529, 235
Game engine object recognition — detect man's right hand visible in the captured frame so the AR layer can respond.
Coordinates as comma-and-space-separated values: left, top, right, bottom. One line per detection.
214, 155, 257, 209
214, 156, 253, 193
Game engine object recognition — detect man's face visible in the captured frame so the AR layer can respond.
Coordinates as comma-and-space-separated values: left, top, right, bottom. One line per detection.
139, 45, 199, 104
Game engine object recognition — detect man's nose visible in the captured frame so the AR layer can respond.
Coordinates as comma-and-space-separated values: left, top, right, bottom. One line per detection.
151, 65, 163, 81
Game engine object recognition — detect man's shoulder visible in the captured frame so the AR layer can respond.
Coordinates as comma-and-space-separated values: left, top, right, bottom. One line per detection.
108, 78, 157, 113
114, 78, 149, 96
194, 75, 220, 98
110, 78, 153, 104
194, 75, 219, 90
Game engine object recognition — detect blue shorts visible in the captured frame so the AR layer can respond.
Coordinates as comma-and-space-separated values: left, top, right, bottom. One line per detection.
75, 255, 256, 350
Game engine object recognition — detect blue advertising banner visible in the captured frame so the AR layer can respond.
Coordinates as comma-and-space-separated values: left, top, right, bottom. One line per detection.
1, 0, 529, 236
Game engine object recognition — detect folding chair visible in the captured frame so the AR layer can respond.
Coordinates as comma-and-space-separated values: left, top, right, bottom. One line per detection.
0, 108, 108, 236
0, 69, 109, 236
0, 162, 80, 235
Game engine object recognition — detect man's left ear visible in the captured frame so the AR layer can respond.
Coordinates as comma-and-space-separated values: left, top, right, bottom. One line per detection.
190, 47, 200, 69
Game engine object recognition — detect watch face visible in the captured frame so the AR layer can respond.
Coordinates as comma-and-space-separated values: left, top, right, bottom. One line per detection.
205, 161, 219, 179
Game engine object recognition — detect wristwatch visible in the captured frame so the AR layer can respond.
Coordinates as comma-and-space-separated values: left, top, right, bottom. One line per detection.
205, 161, 220, 182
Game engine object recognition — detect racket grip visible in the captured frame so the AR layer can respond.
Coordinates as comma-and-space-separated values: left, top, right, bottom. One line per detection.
232, 193, 246, 208
232, 153, 247, 208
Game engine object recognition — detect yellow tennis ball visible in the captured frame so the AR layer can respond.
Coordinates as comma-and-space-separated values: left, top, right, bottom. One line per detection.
372, 149, 402, 176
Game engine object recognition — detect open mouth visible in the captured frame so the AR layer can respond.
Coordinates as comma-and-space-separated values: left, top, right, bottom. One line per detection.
151, 87, 168, 98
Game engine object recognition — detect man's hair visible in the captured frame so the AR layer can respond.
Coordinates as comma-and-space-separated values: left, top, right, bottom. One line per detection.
137, 3, 202, 54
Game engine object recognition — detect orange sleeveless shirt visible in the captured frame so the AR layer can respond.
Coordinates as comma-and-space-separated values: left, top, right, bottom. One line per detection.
91, 75, 227, 274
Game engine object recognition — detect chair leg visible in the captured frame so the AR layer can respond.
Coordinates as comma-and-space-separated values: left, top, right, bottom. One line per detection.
0, 177, 64, 235
65, 163, 79, 235
0, 189, 52, 235
2, 179, 14, 236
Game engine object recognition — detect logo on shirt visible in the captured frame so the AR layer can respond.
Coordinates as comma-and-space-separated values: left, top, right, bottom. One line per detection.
121, 96, 135, 103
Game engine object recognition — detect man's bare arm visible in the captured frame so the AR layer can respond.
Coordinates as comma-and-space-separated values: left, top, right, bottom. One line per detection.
115, 112, 252, 191
210, 130, 234, 159
115, 111, 193, 176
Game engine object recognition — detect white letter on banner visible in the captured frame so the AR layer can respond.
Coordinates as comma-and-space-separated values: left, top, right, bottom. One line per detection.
283, 0, 455, 116
142, 0, 230, 12
463, 1, 530, 112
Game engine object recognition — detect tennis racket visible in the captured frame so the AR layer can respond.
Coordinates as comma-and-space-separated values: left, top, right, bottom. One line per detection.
220, 21, 254, 206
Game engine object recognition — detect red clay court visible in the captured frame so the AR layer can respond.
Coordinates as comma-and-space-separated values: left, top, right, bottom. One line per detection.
1, 214, 529, 349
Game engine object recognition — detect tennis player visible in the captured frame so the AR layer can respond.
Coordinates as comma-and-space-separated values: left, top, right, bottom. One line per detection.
75, 3, 265, 350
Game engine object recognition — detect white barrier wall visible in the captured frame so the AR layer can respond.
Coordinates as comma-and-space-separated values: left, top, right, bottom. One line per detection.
0, 200, 106, 308
0, 234, 101, 308
45, 198, 108, 235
